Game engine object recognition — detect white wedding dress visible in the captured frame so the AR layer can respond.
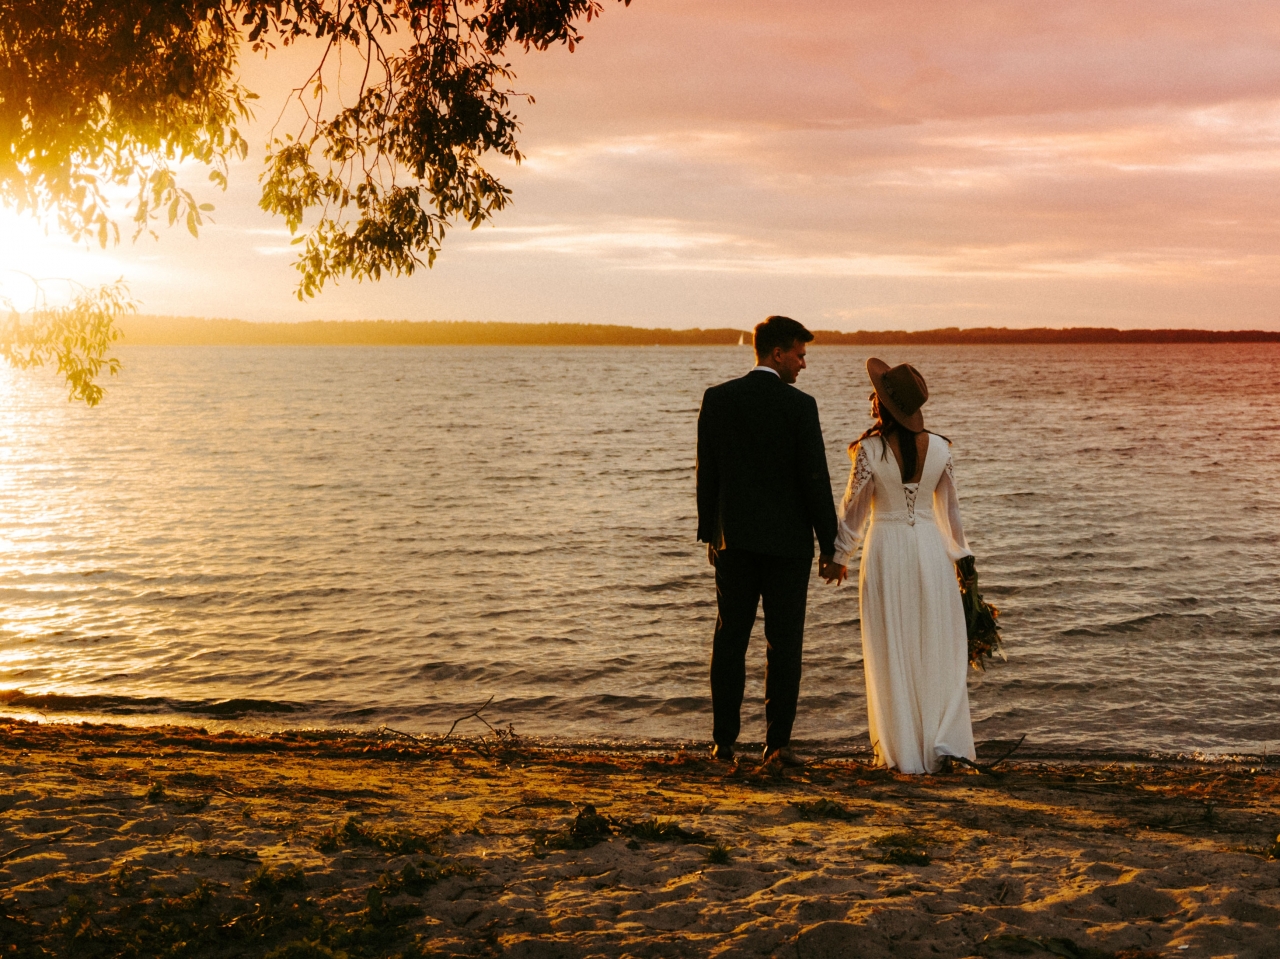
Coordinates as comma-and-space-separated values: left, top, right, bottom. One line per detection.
832, 433, 976, 774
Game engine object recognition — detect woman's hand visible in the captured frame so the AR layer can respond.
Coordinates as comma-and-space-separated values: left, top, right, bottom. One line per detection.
819, 556, 847, 585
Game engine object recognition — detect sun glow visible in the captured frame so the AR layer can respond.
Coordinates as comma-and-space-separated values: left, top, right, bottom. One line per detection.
0, 212, 143, 312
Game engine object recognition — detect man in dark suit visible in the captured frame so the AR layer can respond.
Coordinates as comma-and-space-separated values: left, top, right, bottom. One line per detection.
696, 315, 839, 766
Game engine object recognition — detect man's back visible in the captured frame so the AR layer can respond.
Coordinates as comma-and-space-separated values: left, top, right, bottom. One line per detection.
697, 370, 837, 559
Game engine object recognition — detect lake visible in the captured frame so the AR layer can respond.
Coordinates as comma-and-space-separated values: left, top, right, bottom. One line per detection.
1, 343, 1277, 756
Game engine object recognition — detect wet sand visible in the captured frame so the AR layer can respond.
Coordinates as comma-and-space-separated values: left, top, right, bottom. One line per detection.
2, 719, 1278, 958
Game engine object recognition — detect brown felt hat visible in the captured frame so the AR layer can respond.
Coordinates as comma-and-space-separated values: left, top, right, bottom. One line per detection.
867, 357, 928, 432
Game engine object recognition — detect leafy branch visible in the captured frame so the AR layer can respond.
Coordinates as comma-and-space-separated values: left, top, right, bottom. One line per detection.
1, 1, 630, 300
0, 277, 135, 406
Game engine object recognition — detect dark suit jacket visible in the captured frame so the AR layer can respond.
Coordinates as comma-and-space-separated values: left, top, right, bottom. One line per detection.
697, 369, 838, 559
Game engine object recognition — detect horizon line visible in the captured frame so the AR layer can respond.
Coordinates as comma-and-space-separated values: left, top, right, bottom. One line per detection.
116, 315, 1280, 347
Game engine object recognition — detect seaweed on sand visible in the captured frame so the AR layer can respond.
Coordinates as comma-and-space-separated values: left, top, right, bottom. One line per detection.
263, 942, 346, 959
248, 864, 308, 899
981, 934, 1161, 958
622, 817, 709, 844
791, 797, 862, 821
373, 859, 474, 896
20, 857, 448, 959
315, 816, 441, 855
872, 831, 931, 866
536, 803, 614, 851
534, 804, 714, 853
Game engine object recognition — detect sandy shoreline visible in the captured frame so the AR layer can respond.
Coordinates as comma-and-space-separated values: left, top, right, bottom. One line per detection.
2, 719, 1278, 959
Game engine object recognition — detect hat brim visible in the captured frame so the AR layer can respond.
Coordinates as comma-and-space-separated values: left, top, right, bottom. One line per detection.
866, 357, 925, 432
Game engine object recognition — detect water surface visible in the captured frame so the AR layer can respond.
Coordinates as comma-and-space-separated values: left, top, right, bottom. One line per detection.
1, 344, 1277, 755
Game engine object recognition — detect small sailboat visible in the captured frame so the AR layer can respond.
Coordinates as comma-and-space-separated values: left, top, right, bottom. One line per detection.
737, 332, 745, 346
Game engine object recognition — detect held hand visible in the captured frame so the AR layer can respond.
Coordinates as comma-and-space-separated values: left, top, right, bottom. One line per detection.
819, 555, 848, 585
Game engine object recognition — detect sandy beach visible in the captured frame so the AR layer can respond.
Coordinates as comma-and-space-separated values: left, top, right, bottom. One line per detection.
1, 719, 1278, 959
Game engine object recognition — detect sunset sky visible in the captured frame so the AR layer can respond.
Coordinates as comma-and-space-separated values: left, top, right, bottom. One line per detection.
4, 0, 1280, 330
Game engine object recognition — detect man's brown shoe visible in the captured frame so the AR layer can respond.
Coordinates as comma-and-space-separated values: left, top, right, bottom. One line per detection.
762, 746, 806, 768
710, 744, 736, 763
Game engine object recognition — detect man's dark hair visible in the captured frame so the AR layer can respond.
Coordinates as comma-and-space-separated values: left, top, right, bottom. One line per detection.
753, 315, 813, 360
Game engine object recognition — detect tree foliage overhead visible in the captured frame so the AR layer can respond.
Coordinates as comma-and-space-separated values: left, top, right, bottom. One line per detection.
0, 0, 629, 300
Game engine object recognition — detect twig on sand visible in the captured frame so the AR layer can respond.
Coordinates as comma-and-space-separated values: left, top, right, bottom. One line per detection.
378, 725, 430, 746
0, 828, 76, 862
445, 696, 497, 740
954, 735, 1026, 775
493, 797, 575, 816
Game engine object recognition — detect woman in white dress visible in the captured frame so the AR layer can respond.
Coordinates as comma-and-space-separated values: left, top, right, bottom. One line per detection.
824, 359, 976, 774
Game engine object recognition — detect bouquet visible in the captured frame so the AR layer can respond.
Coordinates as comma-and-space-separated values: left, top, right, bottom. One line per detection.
956, 556, 1004, 671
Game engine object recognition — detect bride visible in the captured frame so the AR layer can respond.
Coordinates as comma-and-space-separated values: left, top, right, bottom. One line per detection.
822, 359, 976, 774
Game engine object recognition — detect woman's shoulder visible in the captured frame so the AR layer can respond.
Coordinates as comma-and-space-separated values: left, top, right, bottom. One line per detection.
848, 433, 884, 458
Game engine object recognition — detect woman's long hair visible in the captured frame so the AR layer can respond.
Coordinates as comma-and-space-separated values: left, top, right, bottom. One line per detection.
852, 391, 948, 482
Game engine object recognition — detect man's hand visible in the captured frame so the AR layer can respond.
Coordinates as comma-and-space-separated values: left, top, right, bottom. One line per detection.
707, 543, 718, 567
819, 555, 847, 585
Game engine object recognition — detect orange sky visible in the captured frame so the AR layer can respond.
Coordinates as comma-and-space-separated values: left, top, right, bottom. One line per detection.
4, 0, 1280, 330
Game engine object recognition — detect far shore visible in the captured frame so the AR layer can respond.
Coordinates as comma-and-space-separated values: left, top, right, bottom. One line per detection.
115, 316, 1280, 348
2, 718, 1278, 959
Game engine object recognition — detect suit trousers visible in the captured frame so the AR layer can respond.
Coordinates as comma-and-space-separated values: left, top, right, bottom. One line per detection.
710, 547, 812, 751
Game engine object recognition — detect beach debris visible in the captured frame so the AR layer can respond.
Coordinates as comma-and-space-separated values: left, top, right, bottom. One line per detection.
872, 831, 931, 866
248, 864, 308, 899
954, 734, 1027, 775
261, 941, 345, 959
376, 724, 431, 746
444, 695, 498, 739
979, 933, 1158, 958
539, 803, 614, 850
316, 816, 440, 856
0, 901, 38, 959
0, 827, 76, 863
622, 817, 710, 845
492, 795, 574, 817
535, 806, 714, 853
140, 779, 211, 811
791, 797, 863, 821
204, 847, 262, 862
373, 859, 474, 897
363, 885, 424, 928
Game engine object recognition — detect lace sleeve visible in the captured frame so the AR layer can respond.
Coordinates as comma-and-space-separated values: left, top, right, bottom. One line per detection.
934, 448, 974, 562
832, 442, 875, 566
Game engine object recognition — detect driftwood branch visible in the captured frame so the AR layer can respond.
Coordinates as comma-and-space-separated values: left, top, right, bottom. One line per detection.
378, 724, 429, 745
493, 797, 574, 816
0, 828, 75, 862
954, 735, 1027, 775
445, 696, 497, 740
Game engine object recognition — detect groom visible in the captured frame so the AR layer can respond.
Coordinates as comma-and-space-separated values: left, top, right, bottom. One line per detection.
696, 315, 839, 765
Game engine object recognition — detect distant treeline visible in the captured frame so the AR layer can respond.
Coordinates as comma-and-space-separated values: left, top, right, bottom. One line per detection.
812, 327, 1280, 345
119, 317, 747, 346
119, 316, 1280, 346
